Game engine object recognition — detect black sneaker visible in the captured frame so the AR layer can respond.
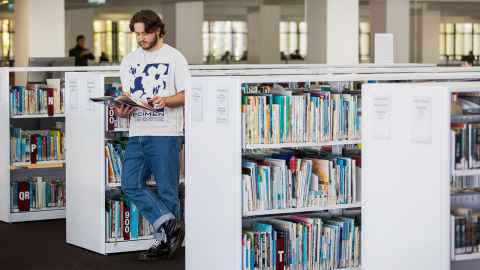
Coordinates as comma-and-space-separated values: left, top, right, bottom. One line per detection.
137, 240, 169, 261
163, 218, 185, 259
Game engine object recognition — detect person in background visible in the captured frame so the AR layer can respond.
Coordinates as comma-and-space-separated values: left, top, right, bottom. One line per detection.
99, 52, 110, 65
463, 51, 475, 67
69, 35, 95, 66
115, 9, 187, 261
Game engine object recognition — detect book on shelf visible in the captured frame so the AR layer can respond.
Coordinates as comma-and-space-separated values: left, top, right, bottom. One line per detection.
451, 123, 480, 170
452, 207, 480, 256
10, 177, 65, 212
10, 128, 65, 164
9, 80, 64, 116
242, 215, 361, 270
106, 198, 154, 242
452, 175, 480, 193
242, 148, 361, 214
105, 141, 126, 185
241, 83, 360, 145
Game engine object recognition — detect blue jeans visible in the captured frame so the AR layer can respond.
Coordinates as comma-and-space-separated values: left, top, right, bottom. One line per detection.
121, 136, 182, 231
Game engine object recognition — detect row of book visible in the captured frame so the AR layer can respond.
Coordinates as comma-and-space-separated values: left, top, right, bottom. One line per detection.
106, 142, 125, 185
451, 175, 480, 193
11, 177, 65, 212
242, 151, 360, 213
10, 128, 64, 163
451, 123, 480, 170
10, 83, 64, 116
452, 207, 480, 255
242, 91, 361, 145
106, 199, 154, 242
242, 216, 361, 270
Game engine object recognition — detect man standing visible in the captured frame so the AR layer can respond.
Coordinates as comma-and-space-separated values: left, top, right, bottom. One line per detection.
69, 35, 95, 66
115, 9, 188, 261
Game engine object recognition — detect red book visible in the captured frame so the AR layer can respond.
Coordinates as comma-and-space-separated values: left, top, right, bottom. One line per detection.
123, 203, 131, 240
18, 182, 30, 212
47, 88, 54, 116
30, 135, 37, 164
107, 106, 115, 131
276, 233, 286, 270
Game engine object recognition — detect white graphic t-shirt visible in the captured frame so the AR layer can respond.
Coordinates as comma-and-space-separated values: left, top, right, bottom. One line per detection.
120, 44, 190, 137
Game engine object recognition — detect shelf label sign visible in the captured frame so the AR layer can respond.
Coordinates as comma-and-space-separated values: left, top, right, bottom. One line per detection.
410, 96, 432, 144
191, 87, 203, 122
68, 79, 79, 111
216, 89, 229, 124
372, 95, 392, 140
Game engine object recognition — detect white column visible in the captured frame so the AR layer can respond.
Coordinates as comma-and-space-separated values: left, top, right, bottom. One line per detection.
386, 0, 409, 63
421, 6, 440, 64
306, 0, 359, 64
162, 1, 204, 65
370, 0, 410, 63
247, 4, 281, 64
14, 0, 65, 67
65, 9, 95, 57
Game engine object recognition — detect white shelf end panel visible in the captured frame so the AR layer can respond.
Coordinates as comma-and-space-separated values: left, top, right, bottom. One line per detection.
362, 83, 451, 270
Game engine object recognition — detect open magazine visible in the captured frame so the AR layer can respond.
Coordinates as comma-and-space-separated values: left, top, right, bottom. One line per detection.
90, 95, 156, 112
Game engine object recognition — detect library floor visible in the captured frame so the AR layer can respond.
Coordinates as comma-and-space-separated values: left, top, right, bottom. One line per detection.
0, 219, 185, 270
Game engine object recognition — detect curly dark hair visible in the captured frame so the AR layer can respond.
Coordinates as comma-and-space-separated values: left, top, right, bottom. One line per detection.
129, 9, 166, 37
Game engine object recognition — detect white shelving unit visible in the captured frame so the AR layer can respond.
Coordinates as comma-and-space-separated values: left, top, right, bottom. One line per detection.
362, 82, 480, 270
64, 71, 159, 254
0, 67, 119, 223
186, 69, 480, 270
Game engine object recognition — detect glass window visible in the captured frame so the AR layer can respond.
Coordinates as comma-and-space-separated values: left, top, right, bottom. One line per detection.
280, 21, 306, 60
440, 22, 480, 62
474, 23, 480, 56
203, 21, 248, 63
93, 19, 137, 64
0, 18, 14, 66
359, 21, 370, 63
439, 23, 446, 59
445, 23, 455, 58
299, 22, 307, 57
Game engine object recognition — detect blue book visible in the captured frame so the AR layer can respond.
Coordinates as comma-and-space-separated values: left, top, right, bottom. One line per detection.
130, 203, 139, 240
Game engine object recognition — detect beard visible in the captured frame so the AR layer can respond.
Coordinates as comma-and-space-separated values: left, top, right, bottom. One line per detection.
138, 34, 158, 50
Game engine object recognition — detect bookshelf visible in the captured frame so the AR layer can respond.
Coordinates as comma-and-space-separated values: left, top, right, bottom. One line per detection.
65, 71, 158, 254
0, 67, 119, 224
185, 69, 480, 270
362, 82, 480, 270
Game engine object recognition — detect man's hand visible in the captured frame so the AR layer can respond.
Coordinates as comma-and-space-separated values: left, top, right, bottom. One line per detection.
114, 104, 134, 118
151, 92, 185, 109
151, 96, 168, 110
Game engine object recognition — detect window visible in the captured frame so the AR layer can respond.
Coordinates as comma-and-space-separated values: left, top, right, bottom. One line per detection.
439, 22, 480, 61
0, 19, 13, 66
202, 21, 247, 63
280, 21, 306, 60
93, 19, 137, 63
280, 20, 370, 63
359, 21, 370, 63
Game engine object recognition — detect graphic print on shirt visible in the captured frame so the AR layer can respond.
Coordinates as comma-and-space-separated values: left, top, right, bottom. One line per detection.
126, 63, 170, 122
